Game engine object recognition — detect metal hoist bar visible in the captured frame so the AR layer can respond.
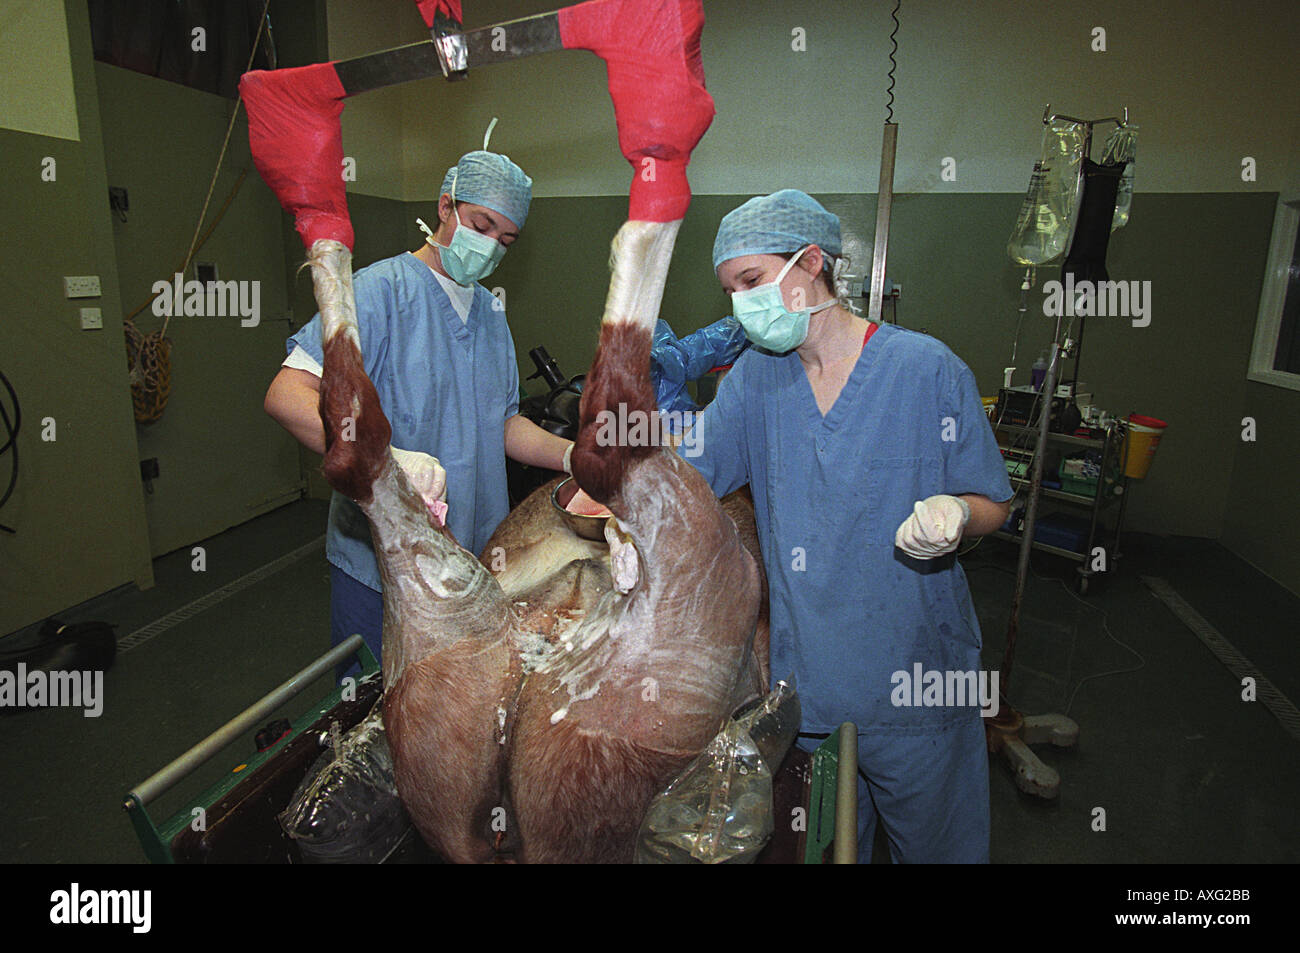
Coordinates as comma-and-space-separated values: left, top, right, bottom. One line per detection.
333, 11, 563, 95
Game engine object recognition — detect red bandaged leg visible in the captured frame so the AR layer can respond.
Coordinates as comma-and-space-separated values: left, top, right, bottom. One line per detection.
559, 0, 715, 222
414, 0, 463, 28
238, 62, 354, 251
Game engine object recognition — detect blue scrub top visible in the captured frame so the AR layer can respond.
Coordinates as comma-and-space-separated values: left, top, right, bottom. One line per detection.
680, 323, 1013, 735
287, 252, 520, 591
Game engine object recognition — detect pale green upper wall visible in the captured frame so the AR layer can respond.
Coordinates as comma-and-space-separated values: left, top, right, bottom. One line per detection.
327, 0, 425, 200
0, 0, 80, 140
328, 0, 1300, 202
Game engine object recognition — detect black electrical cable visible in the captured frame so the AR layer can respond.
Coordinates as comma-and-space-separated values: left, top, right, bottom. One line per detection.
884, 0, 900, 124
0, 368, 19, 534
0, 369, 17, 454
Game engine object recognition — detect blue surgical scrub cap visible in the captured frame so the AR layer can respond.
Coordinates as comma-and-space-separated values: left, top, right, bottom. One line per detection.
712, 189, 843, 271
440, 150, 533, 229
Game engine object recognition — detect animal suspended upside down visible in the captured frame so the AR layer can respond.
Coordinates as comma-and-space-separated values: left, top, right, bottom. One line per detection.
308, 220, 769, 863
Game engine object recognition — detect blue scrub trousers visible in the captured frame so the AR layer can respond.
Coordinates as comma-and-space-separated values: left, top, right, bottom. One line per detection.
800, 715, 990, 864
329, 564, 383, 683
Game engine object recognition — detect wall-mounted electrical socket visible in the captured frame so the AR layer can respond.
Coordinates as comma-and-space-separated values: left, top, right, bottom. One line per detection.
64, 275, 101, 298
79, 308, 103, 330
109, 186, 129, 221
843, 278, 902, 298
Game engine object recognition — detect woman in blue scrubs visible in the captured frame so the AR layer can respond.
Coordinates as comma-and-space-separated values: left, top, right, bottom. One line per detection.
683, 190, 1014, 863
265, 149, 574, 674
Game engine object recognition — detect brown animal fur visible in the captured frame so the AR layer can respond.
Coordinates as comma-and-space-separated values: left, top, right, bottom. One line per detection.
309, 231, 767, 862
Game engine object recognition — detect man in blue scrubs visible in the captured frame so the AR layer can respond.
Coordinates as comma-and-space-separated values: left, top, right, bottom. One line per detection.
682, 190, 1014, 862
264, 148, 574, 673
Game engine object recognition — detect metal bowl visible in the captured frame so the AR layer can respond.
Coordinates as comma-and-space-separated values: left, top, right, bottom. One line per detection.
551, 477, 611, 542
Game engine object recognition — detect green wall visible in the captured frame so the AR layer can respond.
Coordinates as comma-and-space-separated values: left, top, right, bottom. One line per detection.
0, 0, 336, 634
1222, 382, 1300, 592
2, 0, 1296, 638
0, 1, 153, 635
302, 185, 1298, 596
0, 0, 79, 140
95, 63, 304, 556
473, 190, 1283, 549
323, 0, 1300, 595
325, 0, 1300, 592
394, 0, 1300, 201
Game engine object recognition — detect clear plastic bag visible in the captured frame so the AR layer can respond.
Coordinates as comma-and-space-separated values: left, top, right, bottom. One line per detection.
1007, 118, 1086, 266
635, 682, 801, 864
1101, 124, 1138, 231
278, 703, 411, 863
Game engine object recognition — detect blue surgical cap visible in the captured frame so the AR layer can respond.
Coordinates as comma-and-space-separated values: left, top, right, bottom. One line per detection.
712, 189, 842, 271
440, 150, 533, 229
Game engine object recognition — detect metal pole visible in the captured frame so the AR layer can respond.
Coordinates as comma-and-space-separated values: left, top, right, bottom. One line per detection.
833, 722, 859, 864
1001, 312, 1064, 695
867, 123, 898, 325
128, 634, 366, 807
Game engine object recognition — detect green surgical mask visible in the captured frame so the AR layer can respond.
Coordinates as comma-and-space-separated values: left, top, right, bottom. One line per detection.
730, 246, 835, 352
417, 171, 507, 286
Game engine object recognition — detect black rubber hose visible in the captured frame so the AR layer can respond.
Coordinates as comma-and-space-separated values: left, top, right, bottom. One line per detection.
0, 368, 20, 523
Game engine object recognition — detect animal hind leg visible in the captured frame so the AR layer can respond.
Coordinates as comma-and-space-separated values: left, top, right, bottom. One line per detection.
307, 238, 392, 505
570, 220, 681, 508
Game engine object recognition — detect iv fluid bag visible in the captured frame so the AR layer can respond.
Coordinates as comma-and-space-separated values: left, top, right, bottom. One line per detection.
1007, 118, 1085, 266
1102, 124, 1138, 231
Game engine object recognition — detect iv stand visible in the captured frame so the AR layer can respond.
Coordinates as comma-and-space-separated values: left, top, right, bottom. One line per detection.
985, 298, 1080, 799
984, 103, 1128, 799
1040, 104, 1129, 396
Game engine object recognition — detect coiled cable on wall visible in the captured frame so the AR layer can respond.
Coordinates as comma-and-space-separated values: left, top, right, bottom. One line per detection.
884, 0, 900, 123
0, 368, 20, 534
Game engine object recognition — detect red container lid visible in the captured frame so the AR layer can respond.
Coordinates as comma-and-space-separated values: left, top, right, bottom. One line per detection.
1128, 413, 1168, 429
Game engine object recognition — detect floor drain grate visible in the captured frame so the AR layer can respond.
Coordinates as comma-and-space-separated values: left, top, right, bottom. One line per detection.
117, 536, 325, 654
1142, 576, 1300, 742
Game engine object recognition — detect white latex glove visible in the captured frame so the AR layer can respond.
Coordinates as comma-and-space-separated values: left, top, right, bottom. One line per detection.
391, 447, 448, 525
894, 494, 971, 559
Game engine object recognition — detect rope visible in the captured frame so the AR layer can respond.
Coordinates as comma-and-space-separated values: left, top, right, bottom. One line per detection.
166, 0, 271, 337
125, 0, 270, 424
123, 167, 249, 323
124, 322, 173, 423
